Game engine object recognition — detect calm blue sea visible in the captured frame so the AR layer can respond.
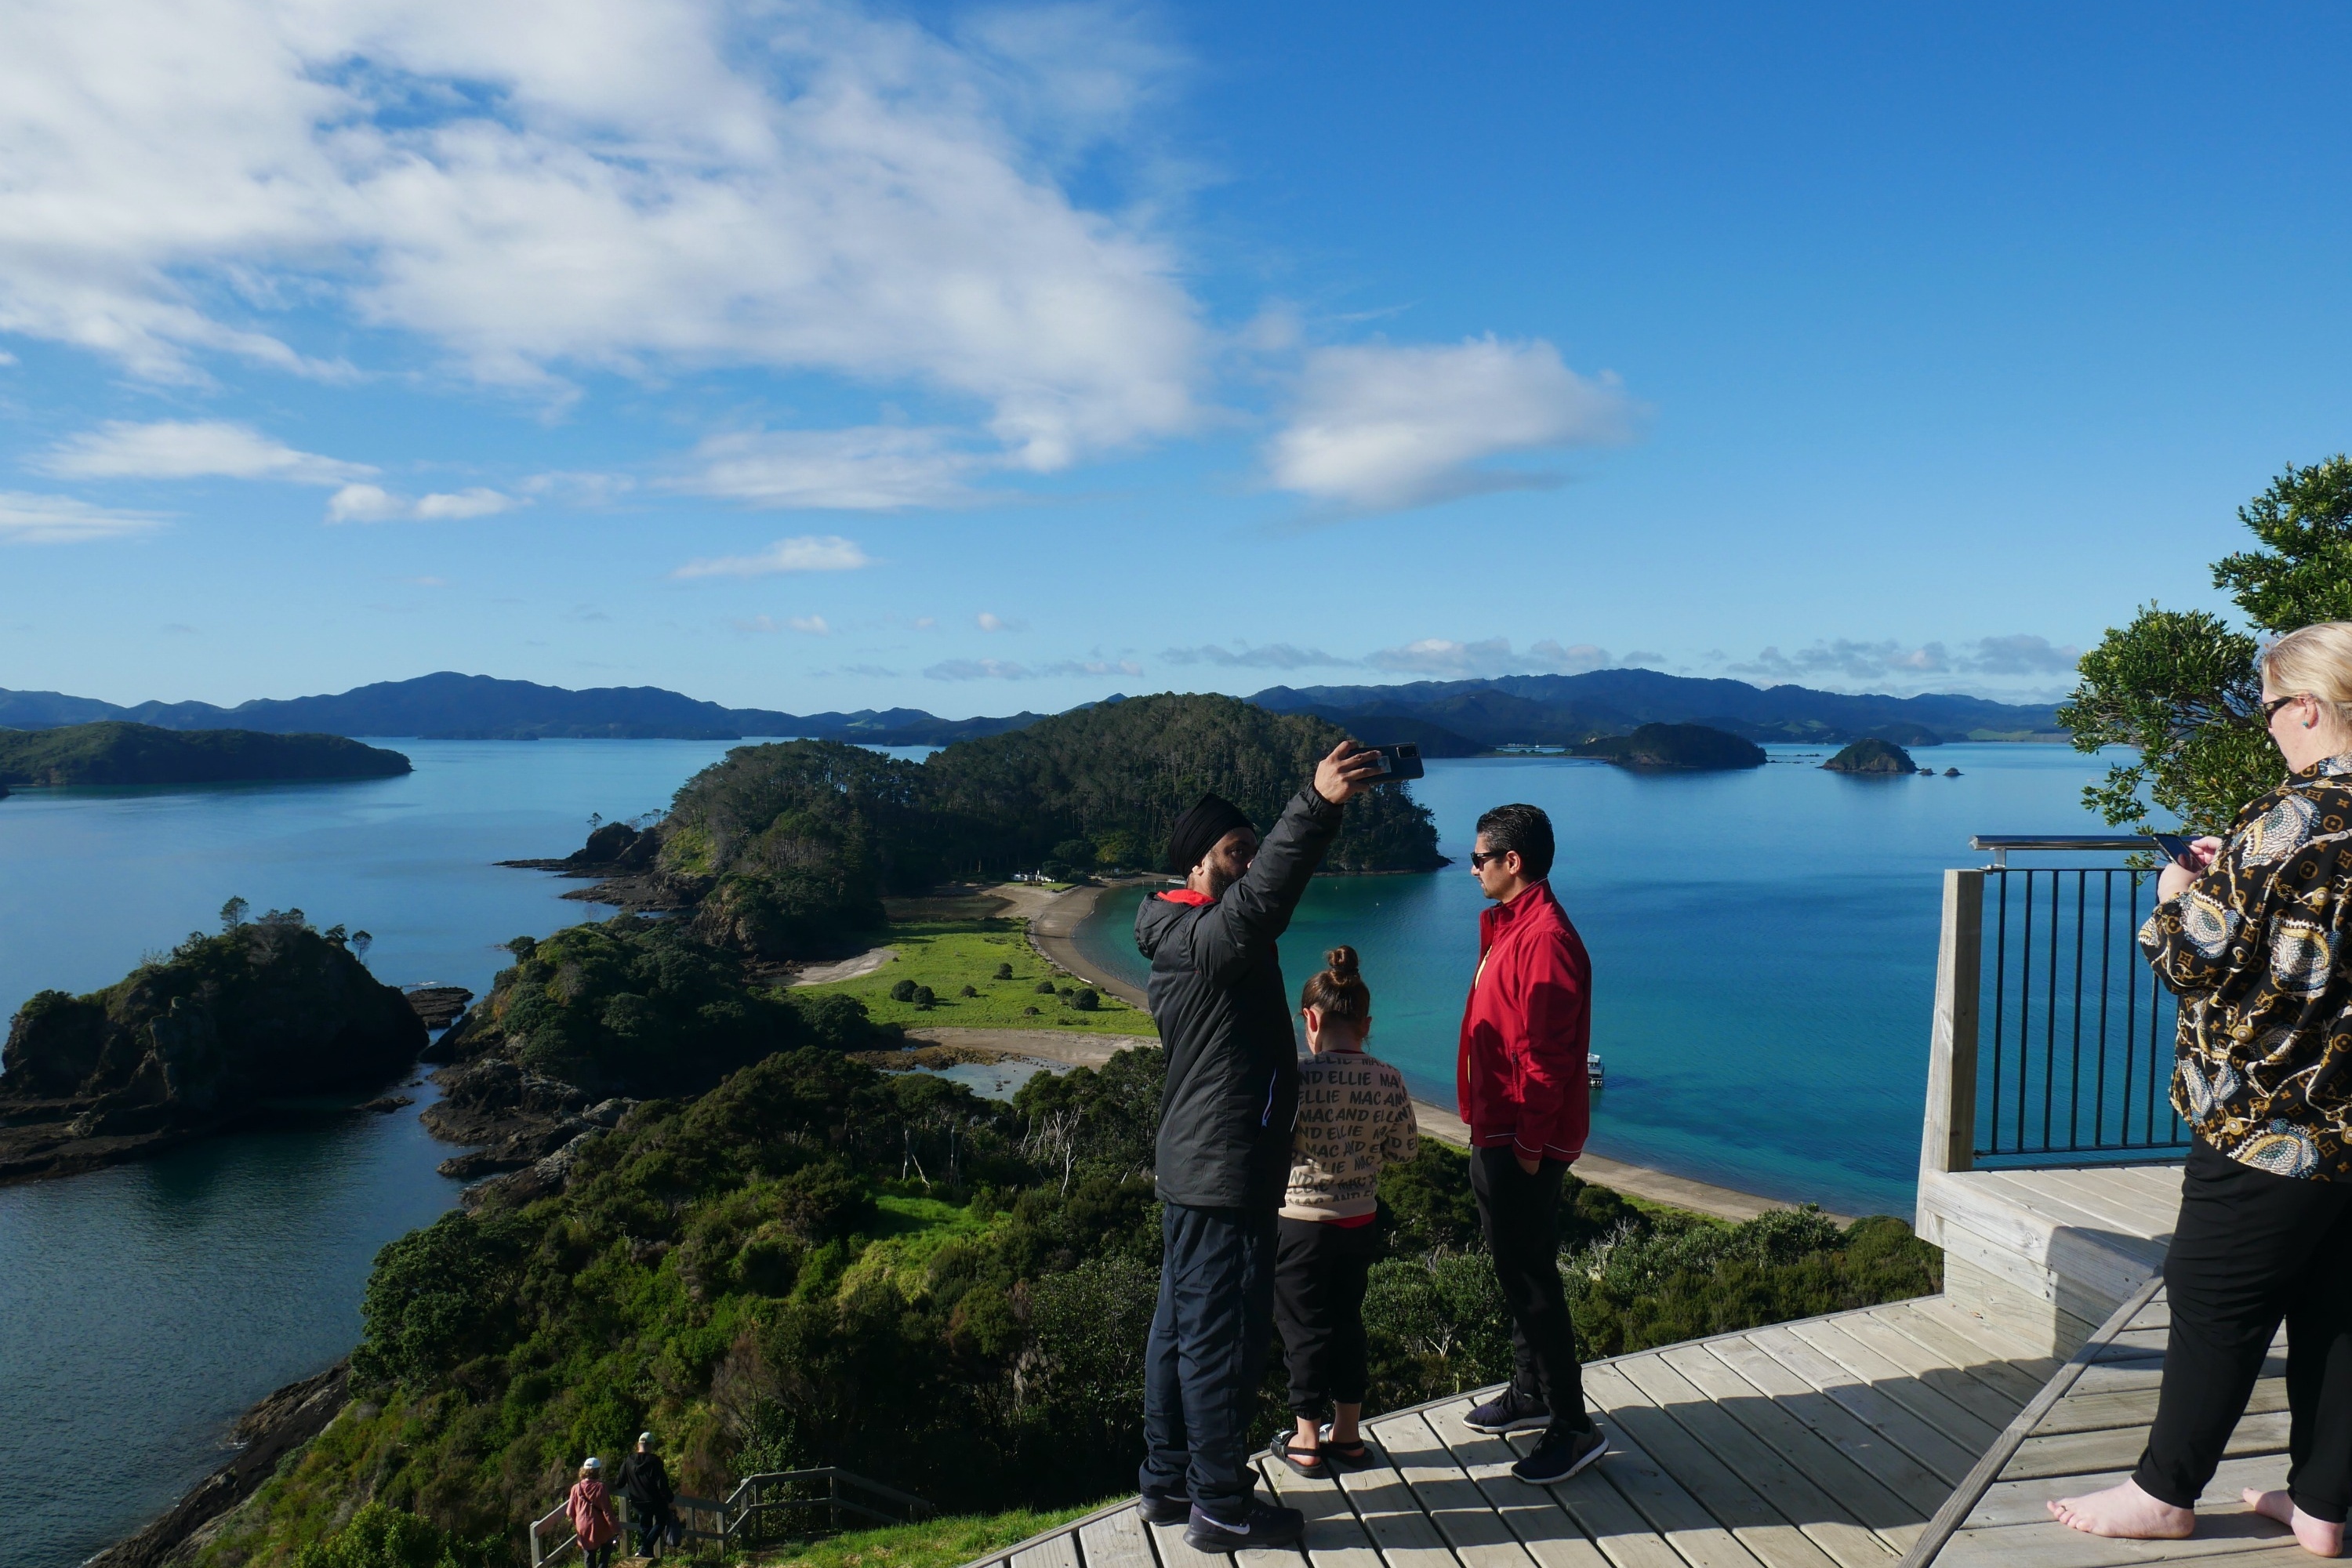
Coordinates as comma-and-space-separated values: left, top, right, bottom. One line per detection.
1073, 744, 2133, 1221
0, 735, 2123, 1566
0, 739, 739, 1568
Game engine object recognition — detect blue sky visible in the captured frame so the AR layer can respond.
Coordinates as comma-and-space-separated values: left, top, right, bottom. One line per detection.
3, 1, 2348, 715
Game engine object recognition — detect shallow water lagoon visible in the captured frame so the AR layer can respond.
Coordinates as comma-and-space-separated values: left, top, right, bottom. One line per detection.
1075, 743, 2130, 1220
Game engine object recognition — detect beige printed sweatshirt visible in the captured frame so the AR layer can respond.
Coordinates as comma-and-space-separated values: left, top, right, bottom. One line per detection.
1280, 1047, 1421, 1222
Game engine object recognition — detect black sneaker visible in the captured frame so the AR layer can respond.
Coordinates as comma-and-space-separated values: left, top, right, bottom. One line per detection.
1183, 1501, 1305, 1554
1137, 1492, 1191, 1526
1511, 1426, 1606, 1485
1464, 1388, 1552, 1434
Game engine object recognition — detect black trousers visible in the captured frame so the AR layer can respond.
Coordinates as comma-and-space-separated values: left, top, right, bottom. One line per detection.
1138, 1201, 1279, 1516
1273, 1215, 1382, 1417
1470, 1145, 1591, 1436
2133, 1138, 2352, 1521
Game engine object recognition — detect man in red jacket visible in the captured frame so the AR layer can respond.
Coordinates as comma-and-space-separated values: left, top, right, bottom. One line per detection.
1456, 802, 1603, 1485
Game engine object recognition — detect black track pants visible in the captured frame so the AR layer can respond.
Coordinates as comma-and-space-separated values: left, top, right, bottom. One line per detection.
1273, 1215, 1382, 1417
1470, 1145, 1591, 1437
1138, 1201, 1279, 1516
2132, 1138, 2352, 1522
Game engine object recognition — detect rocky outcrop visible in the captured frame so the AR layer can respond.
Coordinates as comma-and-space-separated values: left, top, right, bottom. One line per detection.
1822, 738, 1919, 775
402, 985, 471, 1030
0, 919, 424, 1183
498, 821, 703, 913
88, 1362, 350, 1568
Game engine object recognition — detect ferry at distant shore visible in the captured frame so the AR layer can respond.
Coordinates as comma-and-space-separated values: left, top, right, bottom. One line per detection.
1588, 1051, 1605, 1090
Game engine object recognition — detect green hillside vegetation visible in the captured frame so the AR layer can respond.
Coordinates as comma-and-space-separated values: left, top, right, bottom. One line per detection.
652, 695, 1443, 961
1570, 723, 1766, 771
0, 721, 410, 789
1822, 737, 1918, 775
795, 919, 1154, 1034
204, 1030, 1938, 1566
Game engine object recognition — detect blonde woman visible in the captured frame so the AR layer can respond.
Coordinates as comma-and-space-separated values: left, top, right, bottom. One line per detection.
567, 1457, 619, 1568
2052, 622, 2352, 1555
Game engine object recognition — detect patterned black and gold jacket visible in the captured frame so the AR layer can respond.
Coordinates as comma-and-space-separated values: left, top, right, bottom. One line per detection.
2139, 754, 2352, 1180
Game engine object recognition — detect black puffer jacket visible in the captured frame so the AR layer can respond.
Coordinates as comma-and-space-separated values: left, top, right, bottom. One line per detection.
1137, 786, 1344, 1209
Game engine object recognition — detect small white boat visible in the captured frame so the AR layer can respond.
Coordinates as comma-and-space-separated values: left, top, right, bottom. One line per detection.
1587, 1052, 1605, 1090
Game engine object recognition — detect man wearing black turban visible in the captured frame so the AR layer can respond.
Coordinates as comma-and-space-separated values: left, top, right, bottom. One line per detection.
1134, 741, 1385, 1552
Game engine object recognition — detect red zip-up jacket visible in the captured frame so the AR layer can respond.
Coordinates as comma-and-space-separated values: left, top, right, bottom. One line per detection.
1457, 878, 1591, 1162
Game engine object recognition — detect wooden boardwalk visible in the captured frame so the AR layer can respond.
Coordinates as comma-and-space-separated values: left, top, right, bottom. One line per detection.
1907, 1283, 2300, 1566
975, 1293, 2077, 1568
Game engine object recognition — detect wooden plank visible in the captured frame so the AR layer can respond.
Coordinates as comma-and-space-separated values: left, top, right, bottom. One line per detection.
1964, 1453, 2289, 1530
1328, 1425, 1458, 1568
1653, 1343, 1923, 1537
2051, 1168, 2180, 1237
1905, 1292, 2071, 1370
2069, 1352, 2287, 1398
1016, 1532, 1083, 1568
1744, 1325, 1987, 1486
1148, 1516, 1279, 1568
2012, 1171, 2177, 1241
1872, 1302, 2055, 1406
1589, 1360, 1871, 1568
1696, 1338, 1953, 1518
1374, 1411, 1541, 1568
1256, 1463, 1385, 1568
1964, 1171, 2170, 1243
1922, 1172, 2169, 1290
1999, 1409, 2292, 1482
1934, 1508, 2295, 1568
1424, 1399, 1682, 1568
2030, 1377, 2286, 1437
1918, 869, 1983, 1178
1080, 1508, 1161, 1568
1816, 1312, 2024, 1436
1566, 1399, 1771, 1568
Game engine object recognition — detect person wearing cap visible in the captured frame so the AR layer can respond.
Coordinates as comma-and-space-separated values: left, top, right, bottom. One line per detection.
617, 1432, 674, 1559
1134, 740, 1386, 1554
567, 1457, 619, 1568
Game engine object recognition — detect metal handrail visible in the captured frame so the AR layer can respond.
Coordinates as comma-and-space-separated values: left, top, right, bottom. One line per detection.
528, 1467, 931, 1563
1969, 834, 2155, 868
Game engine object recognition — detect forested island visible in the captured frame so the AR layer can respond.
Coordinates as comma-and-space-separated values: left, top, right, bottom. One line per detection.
0, 721, 409, 790
522, 694, 1445, 961
1823, 737, 1920, 774
0, 908, 423, 1181
1570, 721, 1767, 771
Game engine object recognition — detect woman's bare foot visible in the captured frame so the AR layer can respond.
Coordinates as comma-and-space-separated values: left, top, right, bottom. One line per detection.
2243, 1489, 2345, 1556
2047, 1479, 2195, 1538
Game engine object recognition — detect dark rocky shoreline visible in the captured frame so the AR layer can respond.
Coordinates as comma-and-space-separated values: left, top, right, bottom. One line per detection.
88, 1363, 352, 1568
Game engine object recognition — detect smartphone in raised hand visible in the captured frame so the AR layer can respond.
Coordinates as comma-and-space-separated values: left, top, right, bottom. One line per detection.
1369, 742, 1425, 781
2151, 831, 2199, 868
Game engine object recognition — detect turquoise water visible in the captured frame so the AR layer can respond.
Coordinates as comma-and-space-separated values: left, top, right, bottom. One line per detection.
1072, 744, 2132, 1220
0, 740, 739, 1568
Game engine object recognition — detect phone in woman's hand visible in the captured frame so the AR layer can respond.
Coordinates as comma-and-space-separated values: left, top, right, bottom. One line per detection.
2151, 831, 2199, 868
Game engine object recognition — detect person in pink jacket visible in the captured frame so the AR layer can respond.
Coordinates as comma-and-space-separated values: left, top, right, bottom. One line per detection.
1454, 803, 1603, 1487
567, 1458, 619, 1568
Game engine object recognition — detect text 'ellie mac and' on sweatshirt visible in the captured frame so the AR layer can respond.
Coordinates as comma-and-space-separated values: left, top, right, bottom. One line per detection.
1280, 1047, 1420, 1223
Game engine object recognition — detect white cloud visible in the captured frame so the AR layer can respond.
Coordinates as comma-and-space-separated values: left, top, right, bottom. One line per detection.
1266, 336, 1636, 513
0, 492, 163, 543
924, 654, 1138, 681
0, 0, 1202, 469
327, 483, 517, 523
734, 613, 833, 634
1161, 642, 1356, 670
976, 612, 1026, 633
1967, 634, 2082, 675
1366, 637, 1614, 679
671, 533, 873, 579
38, 419, 374, 484
682, 426, 985, 510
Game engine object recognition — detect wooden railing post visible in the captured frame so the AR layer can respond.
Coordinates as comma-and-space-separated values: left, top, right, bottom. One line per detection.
1921, 869, 1984, 1176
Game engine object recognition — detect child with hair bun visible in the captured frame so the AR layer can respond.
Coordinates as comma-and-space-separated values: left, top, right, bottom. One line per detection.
1269, 946, 1420, 1479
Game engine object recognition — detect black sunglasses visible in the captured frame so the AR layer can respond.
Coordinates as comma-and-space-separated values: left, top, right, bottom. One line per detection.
1470, 849, 1512, 869
2263, 693, 2307, 720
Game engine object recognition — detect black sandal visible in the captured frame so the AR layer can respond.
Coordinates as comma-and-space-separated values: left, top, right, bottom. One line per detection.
1320, 1437, 1374, 1472
1270, 1435, 1329, 1479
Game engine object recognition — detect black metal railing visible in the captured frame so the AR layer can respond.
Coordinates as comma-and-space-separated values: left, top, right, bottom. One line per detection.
1967, 838, 2188, 1163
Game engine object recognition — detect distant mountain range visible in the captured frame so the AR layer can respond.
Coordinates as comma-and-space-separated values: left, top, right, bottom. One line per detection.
0, 668, 2065, 749
0, 673, 1045, 746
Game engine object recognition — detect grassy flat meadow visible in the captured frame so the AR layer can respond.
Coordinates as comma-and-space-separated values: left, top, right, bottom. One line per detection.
795, 917, 1156, 1036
